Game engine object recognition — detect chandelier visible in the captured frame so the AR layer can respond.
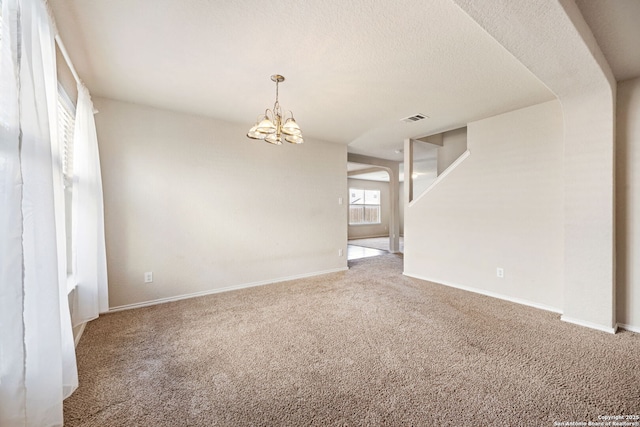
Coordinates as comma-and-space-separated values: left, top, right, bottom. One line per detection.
247, 75, 304, 145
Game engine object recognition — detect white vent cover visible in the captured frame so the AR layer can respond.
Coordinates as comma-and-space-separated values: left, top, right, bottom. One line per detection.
400, 113, 429, 123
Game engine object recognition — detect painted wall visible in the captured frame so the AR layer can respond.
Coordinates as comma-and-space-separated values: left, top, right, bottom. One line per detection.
404, 100, 564, 311
347, 178, 390, 239
437, 127, 467, 175
399, 181, 404, 236
617, 76, 640, 331
94, 97, 348, 309
452, 0, 616, 333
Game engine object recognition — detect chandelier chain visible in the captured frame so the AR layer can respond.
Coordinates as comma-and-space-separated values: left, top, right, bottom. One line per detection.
274, 79, 281, 114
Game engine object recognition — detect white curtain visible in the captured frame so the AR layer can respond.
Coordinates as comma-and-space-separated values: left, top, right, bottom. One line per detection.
0, 0, 25, 422
71, 83, 109, 324
0, 0, 80, 425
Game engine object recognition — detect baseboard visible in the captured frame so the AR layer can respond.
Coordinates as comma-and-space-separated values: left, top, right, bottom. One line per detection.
403, 271, 563, 314
74, 322, 87, 347
561, 316, 618, 334
109, 267, 349, 313
403, 271, 624, 335
618, 323, 640, 334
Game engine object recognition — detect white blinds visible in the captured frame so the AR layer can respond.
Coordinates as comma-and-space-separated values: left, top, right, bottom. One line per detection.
57, 86, 76, 185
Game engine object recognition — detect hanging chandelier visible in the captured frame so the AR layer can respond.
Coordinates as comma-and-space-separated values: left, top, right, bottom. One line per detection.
247, 75, 304, 145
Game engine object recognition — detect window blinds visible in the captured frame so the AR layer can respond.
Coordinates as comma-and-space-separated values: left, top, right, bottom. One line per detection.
57, 86, 76, 185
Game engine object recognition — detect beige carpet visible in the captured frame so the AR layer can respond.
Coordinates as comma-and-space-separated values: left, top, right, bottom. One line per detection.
65, 254, 640, 426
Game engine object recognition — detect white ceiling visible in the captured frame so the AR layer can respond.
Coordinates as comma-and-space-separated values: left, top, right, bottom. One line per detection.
575, 0, 640, 83
50, 0, 640, 161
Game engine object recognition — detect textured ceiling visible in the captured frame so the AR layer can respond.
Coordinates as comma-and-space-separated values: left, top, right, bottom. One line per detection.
49, 0, 636, 160
575, 0, 640, 82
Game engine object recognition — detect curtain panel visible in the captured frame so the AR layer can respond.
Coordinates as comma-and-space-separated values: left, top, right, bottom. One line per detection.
0, 0, 107, 425
71, 83, 109, 325
0, 0, 26, 422
0, 0, 78, 423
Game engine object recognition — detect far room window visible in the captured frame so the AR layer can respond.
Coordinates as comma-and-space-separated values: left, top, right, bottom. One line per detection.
349, 188, 381, 225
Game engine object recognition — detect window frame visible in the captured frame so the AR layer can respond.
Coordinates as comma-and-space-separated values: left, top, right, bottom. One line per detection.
348, 188, 382, 225
57, 83, 77, 293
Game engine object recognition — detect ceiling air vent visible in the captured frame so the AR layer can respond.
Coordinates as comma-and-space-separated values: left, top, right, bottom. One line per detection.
400, 113, 429, 123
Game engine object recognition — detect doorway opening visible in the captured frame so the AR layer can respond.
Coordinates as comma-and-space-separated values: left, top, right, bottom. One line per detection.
347, 163, 403, 260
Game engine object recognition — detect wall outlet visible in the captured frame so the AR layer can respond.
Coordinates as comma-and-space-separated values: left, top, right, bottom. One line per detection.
338, 249, 343, 257
144, 272, 153, 283
338, 197, 343, 205
496, 268, 504, 278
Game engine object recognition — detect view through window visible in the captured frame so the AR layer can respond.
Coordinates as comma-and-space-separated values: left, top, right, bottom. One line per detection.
349, 188, 381, 225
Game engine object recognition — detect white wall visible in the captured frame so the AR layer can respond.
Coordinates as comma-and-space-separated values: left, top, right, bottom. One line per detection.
437, 127, 467, 175
95, 97, 348, 309
453, 0, 616, 333
404, 100, 564, 311
399, 181, 404, 236
617, 76, 640, 331
347, 178, 390, 239
411, 142, 438, 198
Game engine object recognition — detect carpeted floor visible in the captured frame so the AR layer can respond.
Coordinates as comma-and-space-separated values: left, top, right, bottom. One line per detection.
65, 254, 640, 426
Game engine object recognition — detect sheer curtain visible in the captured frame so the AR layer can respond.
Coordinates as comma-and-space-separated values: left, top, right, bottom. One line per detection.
0, 0, 83, 425
71, 83, 109, 324
0, 0, 25, 422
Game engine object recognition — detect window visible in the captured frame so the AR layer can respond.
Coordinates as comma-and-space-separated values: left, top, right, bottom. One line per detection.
57, 84, 76, 279
58, 86, 75, 183
349, 188, 381, 225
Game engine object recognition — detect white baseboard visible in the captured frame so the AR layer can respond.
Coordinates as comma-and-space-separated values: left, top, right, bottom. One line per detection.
618, 323, 640, 334
403, 272, 628, 335
74, 322, 87, 347
403, 271, 563, 314
109, 267, 349, 313
561, 316, 618, 334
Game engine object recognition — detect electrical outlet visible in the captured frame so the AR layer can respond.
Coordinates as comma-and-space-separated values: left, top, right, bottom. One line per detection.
338, 197, 343, 205
144, 272, 153, 283
496, 268, 504, 278
338, 249, 343, 257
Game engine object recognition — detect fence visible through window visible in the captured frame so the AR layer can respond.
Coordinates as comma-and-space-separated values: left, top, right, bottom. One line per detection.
349, 188, 381, 225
